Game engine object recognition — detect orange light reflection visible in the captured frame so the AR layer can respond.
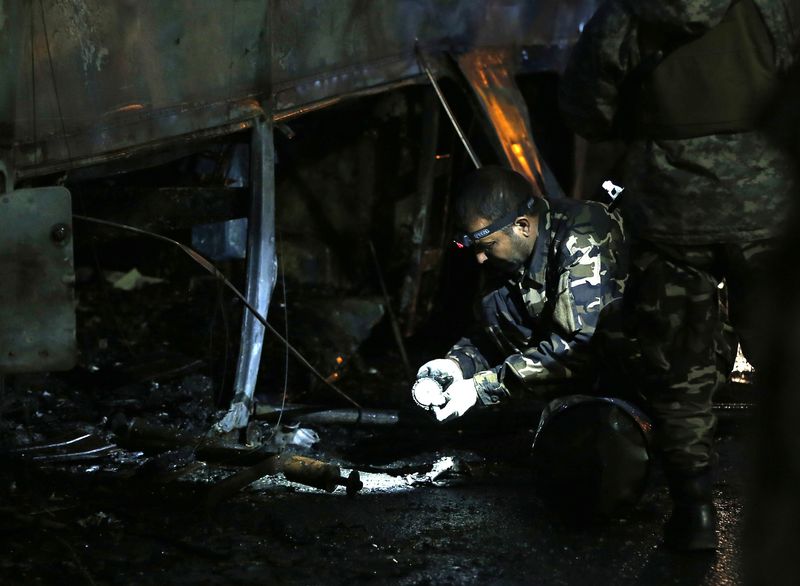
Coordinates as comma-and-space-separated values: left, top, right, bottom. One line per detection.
458, 51, 545, 194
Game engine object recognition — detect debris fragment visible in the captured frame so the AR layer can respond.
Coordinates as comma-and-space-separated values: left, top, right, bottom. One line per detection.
206, 454, 363, 508
404, 456, 471, 487
105, 268, 166, 291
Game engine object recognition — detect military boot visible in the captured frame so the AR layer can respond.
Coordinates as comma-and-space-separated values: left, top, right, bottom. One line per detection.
663, 467, 718, 551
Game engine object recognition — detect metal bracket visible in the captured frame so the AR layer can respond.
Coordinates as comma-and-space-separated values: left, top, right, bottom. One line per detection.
0, 186, 77, 373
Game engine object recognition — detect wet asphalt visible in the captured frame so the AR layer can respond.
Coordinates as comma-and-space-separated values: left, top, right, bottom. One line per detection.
0, 418, 749, 586
211, 422, 748, 586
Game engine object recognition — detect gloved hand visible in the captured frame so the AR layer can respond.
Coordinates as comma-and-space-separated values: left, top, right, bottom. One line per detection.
432, 378, 478, 422
415, 358, 463, 389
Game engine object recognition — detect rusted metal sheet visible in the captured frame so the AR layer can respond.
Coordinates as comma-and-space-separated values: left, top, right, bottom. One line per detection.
272, 0, 601, 113
458, 48, 556, 197
272, 0, 477, 106
3, 0, 271, 180
1, 0, 600, 182
0, 187, 76, 372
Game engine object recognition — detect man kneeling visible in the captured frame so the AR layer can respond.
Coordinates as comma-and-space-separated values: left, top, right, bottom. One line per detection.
413, 166, 629, 421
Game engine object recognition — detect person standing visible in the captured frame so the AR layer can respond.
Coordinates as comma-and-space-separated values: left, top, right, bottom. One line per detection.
560, 0, 799, 550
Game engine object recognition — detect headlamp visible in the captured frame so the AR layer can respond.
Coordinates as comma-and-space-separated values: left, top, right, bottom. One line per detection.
454, 198, 537, 248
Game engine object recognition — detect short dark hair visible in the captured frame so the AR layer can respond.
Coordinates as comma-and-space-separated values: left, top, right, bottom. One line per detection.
455, 166, 542, 229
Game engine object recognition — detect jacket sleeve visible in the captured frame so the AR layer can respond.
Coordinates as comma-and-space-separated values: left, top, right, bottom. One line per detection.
558, 0, 639, 141
471, 210, 629, 406
445, 333, 494, 379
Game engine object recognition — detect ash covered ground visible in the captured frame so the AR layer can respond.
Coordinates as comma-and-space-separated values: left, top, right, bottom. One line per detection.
0, 367, 751, 586
0, 262, 754, 586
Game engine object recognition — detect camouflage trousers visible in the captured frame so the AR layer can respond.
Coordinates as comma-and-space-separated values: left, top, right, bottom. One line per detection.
627, 239, 776, 473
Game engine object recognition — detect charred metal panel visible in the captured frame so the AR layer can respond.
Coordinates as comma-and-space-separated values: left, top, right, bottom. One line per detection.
272, 0, 602, 114
2, 0, 600, 179
0, 187, 76, 372
5, 0, 270, 179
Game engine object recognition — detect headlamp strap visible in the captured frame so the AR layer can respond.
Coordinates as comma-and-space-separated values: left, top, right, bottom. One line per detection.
458, 198, 537, 247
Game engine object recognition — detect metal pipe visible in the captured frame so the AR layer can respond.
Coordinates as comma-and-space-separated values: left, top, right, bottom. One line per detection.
415, 45, 482, 170
253, 404, 400, 426
206, 454, 363, 508
115, 418, 276, 466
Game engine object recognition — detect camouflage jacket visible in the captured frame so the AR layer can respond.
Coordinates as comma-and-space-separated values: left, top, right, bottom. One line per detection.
559, 0, 799, 245
446, 198, 629, 406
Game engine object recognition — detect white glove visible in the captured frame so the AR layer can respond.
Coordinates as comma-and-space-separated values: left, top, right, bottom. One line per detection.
416, 358, 463, 388
432, 378, 478, 422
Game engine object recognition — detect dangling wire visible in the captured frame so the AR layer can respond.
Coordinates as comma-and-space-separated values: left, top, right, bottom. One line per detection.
415, 43, 482, 170
39, 0, 73, 165
30, 4, 38, 167
72, 214, 362, 409
265, 234, 290, 443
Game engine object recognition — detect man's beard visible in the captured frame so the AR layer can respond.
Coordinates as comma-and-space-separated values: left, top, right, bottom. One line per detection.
486, 256, 525, 273
485, 239, 530, 274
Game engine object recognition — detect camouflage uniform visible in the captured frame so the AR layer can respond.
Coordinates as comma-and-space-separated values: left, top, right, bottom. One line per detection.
446, 197, 632, 405
560, 0, 799, 472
